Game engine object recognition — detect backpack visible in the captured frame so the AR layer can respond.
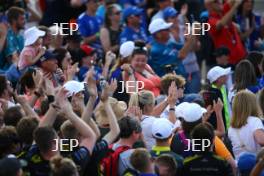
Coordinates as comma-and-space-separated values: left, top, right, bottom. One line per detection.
99, 144, 131, 176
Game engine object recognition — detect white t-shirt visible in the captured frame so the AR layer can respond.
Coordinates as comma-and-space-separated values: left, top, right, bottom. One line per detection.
228, 116, 264, 159
140, 115, 157, 151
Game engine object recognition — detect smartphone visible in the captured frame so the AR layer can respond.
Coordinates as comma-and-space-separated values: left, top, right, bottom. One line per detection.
202, 91, 218, 107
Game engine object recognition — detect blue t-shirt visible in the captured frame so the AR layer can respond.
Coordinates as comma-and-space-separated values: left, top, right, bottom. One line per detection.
77, 13, 103, 49
119, 26, 148, 44
1, 28, 24, 70
149, 39, 187, 77
78, 66, 102, 82
236, 14, 261, 51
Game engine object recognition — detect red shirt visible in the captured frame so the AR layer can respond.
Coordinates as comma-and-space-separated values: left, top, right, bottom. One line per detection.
208, 3, 246, 65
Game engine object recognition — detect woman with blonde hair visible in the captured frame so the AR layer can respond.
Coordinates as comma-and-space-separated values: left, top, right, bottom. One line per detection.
129, 90, 157, 150
50, 155, 79, 176
228, 90, 264, 160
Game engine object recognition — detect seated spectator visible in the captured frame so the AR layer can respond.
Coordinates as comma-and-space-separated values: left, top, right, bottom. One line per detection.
148, 18, 193, 78
120, 6, 148, 44
228, 90, 264, 160
182, 123, 234, 176
205, 0, 246, 65
50, 155, 79, 176
127, 148, 157, 176
150, 118, 183, 171
155, 154, 177, 176
18, 26, 46, 70
207, 66, 232, 129
100, 4, 122, 53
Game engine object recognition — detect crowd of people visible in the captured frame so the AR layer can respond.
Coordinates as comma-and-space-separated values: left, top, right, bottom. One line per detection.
1, 0, 264, 176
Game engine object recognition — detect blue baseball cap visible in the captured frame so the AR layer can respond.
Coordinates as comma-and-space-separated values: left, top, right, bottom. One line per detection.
163, 7, 178, 20
237, 153, 256, 174
123, 6, 142, 21
200, 11, 209, 20
39, 50, 57, 63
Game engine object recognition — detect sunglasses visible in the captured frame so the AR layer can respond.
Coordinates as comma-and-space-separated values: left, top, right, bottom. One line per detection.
113, 11, 121, 16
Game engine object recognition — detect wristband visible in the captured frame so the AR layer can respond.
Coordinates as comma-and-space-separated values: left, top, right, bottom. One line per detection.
169, 107, 175, 111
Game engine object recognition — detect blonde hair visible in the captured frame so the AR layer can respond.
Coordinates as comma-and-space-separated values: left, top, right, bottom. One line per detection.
129, 90, 155, 111
95, 97, 127, 126
231, 90, 261, 128
50, 155, 79, 176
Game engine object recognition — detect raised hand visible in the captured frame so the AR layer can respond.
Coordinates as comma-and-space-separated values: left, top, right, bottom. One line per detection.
85, 67, 97, 97
100, 82, 110, 102
66, 63, 79, 81
43, 76, 55, 96
213, 98, 223, 114
167, 81, 178, 106
105, 51, 116, 66
109, 79, 117, 95
32, 69, 44, 87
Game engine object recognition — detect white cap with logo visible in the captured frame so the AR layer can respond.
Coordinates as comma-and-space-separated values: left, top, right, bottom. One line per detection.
207, 66, 232, 83
152, 118, 174, 139
148, 18, 173, 34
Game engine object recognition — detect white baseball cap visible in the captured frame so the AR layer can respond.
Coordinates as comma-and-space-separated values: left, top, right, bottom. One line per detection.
119, 41, 135, 58
24, 27, 45, 46
63, 80, 85, 97
148, 18, 173, 34
152, 118, 174, 139
207, 66, 231, 83
176, 102, 207, 122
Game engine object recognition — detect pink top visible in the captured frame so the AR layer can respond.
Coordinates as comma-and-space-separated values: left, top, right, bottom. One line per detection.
18, 46, 38, 70
134, 71, 161, 97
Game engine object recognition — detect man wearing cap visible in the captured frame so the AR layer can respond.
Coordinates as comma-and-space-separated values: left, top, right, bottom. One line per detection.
148, 18, 193, 77
77, 0, 103, 51
150, 118, 183, 172
38, 50, 60, 87
207, 66, 232, 129
151, 0, 172, 21
205, 0, 246, 65
164, 6, 202, 93
119, 6, 148, 44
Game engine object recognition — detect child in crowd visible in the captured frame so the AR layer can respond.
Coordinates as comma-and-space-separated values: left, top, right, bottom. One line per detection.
18, 27, 46, 70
